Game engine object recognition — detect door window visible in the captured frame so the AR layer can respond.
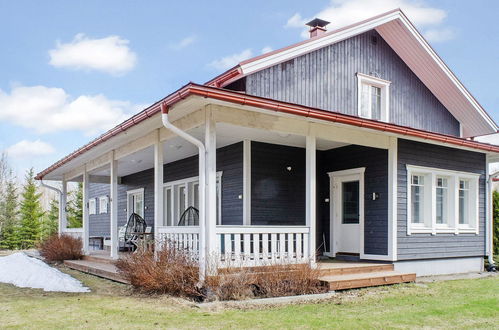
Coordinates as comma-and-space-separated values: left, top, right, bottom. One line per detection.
342, 181, 360, 224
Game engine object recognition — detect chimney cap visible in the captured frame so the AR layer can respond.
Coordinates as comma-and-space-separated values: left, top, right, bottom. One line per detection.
306, 18, 330, 28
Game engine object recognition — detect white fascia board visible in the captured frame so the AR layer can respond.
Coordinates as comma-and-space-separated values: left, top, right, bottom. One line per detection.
240, 11, 402, 75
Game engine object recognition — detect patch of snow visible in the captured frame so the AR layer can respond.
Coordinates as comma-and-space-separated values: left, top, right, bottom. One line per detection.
0, 252, 90, 292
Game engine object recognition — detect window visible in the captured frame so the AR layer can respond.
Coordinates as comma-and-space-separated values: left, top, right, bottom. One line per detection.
163, 172, 222, 226
407, 165, 479, 235
88, 198, 96, 215
99, 196, 108, 214
127, 189, 145, 219
342, 181, 360, 224
357, 73, 390, 122
435, 177, 448, 225
410, 175, 425, 224
459, 179, 471, 226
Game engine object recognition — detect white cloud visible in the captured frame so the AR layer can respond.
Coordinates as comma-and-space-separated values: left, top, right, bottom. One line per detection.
49, 34, 137, 75
286, 0, 454, 43
6, 140, 55, 159
209, 49, 253, 70
170, 35, 196, 50
0, 85, 137, 135
424, 27, 456, 43
261, 46, 273, 54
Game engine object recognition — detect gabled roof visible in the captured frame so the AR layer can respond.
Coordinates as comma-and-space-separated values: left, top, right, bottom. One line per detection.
206, 9, 497, 138
36, 83, 499, 180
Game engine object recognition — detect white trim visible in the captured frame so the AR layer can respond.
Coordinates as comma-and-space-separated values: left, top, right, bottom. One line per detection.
98, 196, 108, 214
88, 198, 97, 215
406, 165, 480, 235
126, 188, 145, 220
243, 139, 251, 225
82, 168, 90, 254
356, 73, 390, 122
328, 167, 365, 258
154, 130, 164, 250
163, 172, 223, 226
110, 153, 119, 259
388, 137, 398, 261
306, 133, 316, 263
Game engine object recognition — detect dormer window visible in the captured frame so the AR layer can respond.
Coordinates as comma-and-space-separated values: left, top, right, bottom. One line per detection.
357, 73, 390, 122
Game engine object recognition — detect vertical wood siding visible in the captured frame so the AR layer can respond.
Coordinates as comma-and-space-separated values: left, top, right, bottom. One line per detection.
251, 142, 306, 226
87, 142, 244, 235
244, 30, 460, 136
318, 145, 389, 255
397, 139, 486, 260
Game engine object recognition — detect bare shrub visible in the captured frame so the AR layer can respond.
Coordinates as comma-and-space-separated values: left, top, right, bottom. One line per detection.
115, 242, 202, 299
251, 263, 327, 298
205, 268, 255, 301
39, 234, 83, 263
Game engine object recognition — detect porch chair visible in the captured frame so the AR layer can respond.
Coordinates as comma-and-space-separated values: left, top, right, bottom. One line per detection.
177, 206, 199, 226
122, 212, 147, 252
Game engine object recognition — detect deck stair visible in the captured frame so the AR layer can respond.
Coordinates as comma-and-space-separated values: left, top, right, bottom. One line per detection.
317, 261, 416, 291
64, 252, 129, 284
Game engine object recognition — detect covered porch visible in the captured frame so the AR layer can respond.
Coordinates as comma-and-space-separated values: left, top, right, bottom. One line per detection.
50, 95, 398, 275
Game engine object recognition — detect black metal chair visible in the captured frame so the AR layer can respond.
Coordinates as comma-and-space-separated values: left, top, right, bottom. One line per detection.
121, 212, 147, 251
177, 206, 199, 226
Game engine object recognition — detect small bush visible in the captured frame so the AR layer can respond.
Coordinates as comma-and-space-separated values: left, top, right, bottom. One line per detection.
115, 243, 202, 299
39, 234, 83, 263
205, 269, 255, 301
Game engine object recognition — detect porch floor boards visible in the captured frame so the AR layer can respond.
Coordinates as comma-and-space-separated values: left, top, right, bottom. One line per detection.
63, 252, 416, 291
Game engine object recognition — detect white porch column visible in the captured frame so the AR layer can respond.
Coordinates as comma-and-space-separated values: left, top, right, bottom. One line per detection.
243, 140, 251, 225
205, 107, 218, 267
82, 168, 90, 254
110, 152, 119, 259
154, 129, 164, 247
387, 136, 398, 261
59, 179, 68, 236
306, 134, 316, 264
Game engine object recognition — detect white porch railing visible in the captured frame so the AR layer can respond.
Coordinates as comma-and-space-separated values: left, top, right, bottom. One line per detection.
62, 228, 84, 239
156, 226, 200, 252
155, 225, 310, 267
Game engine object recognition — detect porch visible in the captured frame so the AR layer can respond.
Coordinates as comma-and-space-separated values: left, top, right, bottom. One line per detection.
64, 251, 415, 290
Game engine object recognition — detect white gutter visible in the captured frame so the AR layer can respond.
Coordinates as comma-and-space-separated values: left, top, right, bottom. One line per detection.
161, 111, 207, 281
40, 180, 64, 236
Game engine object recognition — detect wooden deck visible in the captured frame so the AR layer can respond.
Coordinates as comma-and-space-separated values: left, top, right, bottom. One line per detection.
64, 252, 416, 290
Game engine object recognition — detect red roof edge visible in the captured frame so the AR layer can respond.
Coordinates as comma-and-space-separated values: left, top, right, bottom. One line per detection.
36, 83, 499, 180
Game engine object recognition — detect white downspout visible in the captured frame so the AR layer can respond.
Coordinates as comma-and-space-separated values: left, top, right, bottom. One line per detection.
487, 168, 498, 267
40, 180, 64, 236
161, 103, 207, 281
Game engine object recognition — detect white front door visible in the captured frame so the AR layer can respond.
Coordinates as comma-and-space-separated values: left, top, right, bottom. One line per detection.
330, 168, 365, 255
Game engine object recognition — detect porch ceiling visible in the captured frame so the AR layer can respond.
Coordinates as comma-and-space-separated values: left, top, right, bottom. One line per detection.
90, 122, 348, 178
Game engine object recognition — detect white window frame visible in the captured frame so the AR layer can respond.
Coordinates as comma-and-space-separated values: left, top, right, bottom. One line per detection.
99, 196, 108, 214
357, 72, 390, 122
126, 188, 145, 220
88, 198, 96, 215
163, 172, 223, 226
406, 165, 479, 235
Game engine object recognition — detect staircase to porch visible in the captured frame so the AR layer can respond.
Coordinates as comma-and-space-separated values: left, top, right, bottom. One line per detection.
317, 261, 416, 290
64, 251, 129, 284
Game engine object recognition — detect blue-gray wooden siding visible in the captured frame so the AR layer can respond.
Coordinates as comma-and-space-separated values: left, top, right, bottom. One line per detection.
318, 145, 389, 255
397, 139, 486, 260
241, 30, 460, 136
88, 142, 244, 236
251, 142, 306, 225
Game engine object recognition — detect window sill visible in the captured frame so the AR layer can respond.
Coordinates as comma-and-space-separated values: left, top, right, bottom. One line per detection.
409, 227, 477, 235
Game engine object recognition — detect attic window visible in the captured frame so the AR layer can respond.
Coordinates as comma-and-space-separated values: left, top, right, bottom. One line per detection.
357, 73, 390, 122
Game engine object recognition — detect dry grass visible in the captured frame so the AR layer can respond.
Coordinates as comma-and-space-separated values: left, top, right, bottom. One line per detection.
115, 244, 202, 300
38, 234, 83, 263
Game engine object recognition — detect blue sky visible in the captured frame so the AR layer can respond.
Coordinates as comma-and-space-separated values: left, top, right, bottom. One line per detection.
0, 0, 498, 178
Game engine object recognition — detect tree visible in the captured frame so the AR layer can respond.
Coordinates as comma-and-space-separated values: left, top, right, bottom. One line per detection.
67, 182, 83, 228
493, 191, 499, 256
40, 198, 59, 241
0, 178, 20, 249
18, 168, 44, 249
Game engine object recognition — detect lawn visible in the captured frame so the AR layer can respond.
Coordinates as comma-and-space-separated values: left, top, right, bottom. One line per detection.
0, 266, 497, 329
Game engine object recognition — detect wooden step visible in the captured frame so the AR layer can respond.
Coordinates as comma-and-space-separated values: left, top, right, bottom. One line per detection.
320, 271, 416, 291
317, 263, 394, 277
64, 260, 129, 284
82, 254, 115, 264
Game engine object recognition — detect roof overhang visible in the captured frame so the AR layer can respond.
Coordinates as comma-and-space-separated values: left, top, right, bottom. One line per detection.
37, 83, 499, 181
207, 9, 497, 138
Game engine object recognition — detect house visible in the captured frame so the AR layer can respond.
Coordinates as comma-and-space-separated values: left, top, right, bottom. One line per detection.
37, 9, 499, 279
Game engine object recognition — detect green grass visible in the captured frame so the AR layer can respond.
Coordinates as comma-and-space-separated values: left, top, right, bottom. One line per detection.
0, 266, 497, 329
